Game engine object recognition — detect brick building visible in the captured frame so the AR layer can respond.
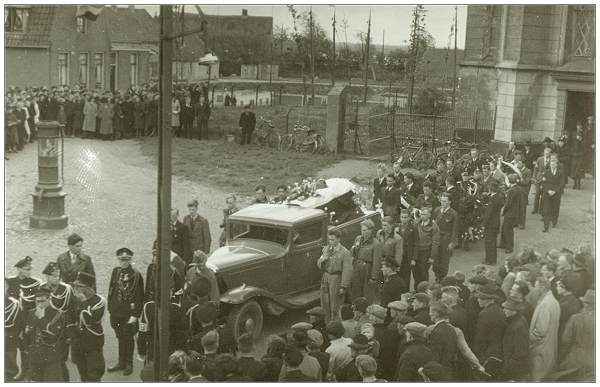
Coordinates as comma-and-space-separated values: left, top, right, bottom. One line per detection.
460, 5, 595, 146
5, 5, 159, 91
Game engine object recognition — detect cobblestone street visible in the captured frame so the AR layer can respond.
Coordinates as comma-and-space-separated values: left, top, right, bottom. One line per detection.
4, 139, 595, 381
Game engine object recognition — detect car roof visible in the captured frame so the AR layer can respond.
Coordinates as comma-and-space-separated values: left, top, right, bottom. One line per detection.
228, 204, 327, 227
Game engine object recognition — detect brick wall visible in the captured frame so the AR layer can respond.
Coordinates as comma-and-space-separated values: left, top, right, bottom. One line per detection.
5, 48, 50, 88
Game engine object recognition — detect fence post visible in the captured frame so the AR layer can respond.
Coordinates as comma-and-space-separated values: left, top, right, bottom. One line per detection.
279, 85, 283, 105
432, 114, 436, 150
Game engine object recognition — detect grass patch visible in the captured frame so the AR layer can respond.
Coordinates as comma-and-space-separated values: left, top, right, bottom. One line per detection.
137, 137, 343, 196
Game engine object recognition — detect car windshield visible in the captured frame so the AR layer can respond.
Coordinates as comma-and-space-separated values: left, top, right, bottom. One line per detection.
229, 221, 289, 247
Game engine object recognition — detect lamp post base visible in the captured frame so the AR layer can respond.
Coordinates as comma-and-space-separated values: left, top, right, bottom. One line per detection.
29, 214, 69, 229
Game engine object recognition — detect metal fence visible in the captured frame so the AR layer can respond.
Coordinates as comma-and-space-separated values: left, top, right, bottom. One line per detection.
365, 106, 496, 159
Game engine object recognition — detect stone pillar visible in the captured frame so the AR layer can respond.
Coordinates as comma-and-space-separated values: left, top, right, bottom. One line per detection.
326, 84, 349, 154
30, 121, 68, 229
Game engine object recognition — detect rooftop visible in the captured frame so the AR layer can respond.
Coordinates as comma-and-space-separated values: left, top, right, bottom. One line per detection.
229, 204, 326, 226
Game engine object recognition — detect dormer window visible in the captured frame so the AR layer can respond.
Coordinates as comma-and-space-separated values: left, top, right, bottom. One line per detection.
5, 7, 30, 32
76, 16, 87, 33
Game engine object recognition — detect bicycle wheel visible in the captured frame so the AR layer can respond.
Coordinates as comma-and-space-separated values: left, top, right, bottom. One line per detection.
436, 152, 449, 163
415, 150, 435, 170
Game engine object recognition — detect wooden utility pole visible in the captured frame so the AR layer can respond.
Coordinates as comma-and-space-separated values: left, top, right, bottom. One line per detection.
154, 4, 173, 381
408, 6, 420, 114
382, 30, 385, 58
309, 7, 315, 105
331, 8, 336, 86
363, 10, 371, 104
452, 5, 458, 109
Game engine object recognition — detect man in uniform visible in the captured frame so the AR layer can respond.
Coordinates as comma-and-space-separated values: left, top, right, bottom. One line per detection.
183, 199, 212, 255
7, 256, 41, 381
350, 219, 383, 304
542, 153, 565, 232
5, 278, 24, 381
500, 174, 521, 254
24, 287, 67, 381
317, 229, 353, 323
56, 233, 96, 290
465, 146, 484, 175
107, 248, 144, 376
71, 272, 106, 382
40, 262, 77, 381
433, 193, 458, 283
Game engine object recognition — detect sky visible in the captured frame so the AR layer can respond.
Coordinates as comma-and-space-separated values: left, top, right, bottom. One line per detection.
138, 5, 467, 49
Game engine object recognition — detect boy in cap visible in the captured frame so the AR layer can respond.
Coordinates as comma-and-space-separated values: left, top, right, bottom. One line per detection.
56, 233, 96, 290
201, 330, 221, 381
41, 262, 77, 381
380, 258, 407, 307
281, 345, 317, 381
336, 334, 372, 382
409, 292, 432, 326
355, 354, 386, 382
395, 322, 434, 381
107, 247, 144, 375
307, 329, 330, 381
306, 305, 330, 350
183, 199, 212, 254
23, 287, 67, 381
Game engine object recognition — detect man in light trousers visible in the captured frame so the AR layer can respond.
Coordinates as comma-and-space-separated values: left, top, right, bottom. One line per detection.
317, 229, 353, 323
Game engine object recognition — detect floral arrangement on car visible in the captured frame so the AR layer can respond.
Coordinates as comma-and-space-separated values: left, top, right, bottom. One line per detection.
284, 177, 324, 202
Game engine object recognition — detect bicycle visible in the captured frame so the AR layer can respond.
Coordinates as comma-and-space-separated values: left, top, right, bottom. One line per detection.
282, 122, 329, 154
395, 136, 436, 170
255, 116, 282, 150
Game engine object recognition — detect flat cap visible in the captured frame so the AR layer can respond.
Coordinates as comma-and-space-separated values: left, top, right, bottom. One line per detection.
388, 300, 409, 311
404, 322, 427, 338
291, 322, 313, 331
306, 306, 325, 317
366, 304, 387, 322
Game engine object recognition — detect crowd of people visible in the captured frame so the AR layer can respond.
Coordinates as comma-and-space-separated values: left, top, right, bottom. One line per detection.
4, 85, 595, 383
4, 82, 218, 158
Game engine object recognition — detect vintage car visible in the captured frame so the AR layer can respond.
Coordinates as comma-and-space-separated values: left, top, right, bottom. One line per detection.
207, 179, 381, 339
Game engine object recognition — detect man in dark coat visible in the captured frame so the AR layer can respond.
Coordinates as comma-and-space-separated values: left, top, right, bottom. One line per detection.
403, 172, 422, 203
396, 210, 418, 291
170, 209, 191, 264
556, 274, 582, 345
414, 181, 441, 211
500, 174, 521, 253
239, 105, 256, 145
473, 283, 506, 365
24, 287, 67, 381
71, 272, 106, 382
381, 174, 402, 219
441, 286, 467, 333
121, 95, 134, 138
56, 233, 96, 291
394, 322, 434, 381
409, 293, 432, 326
426, 302, 458, 379
542, 153, 565, 231
483, 180, 504, 264
281, 345, 318, 381
107, 248, 144, 376
380, 259, 407, 307
432, 193, 458, 283
501, 296, 530, 381
183, 199, 212, 255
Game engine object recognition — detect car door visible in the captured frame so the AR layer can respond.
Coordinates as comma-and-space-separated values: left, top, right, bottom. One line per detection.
285, 220, 326, 294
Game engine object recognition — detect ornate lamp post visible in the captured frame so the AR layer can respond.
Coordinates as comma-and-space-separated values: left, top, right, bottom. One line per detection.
198, 52, 219, 107
30, 121, 68, 229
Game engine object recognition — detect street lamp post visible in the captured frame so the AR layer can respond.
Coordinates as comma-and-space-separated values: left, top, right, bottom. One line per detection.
198, 52, 219, 107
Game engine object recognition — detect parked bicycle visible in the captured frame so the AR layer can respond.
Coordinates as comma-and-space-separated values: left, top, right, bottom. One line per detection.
255, 116, 282, 149
282, 122, 329, 154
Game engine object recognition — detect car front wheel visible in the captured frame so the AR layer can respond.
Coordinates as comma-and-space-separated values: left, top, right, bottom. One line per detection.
227, 300, 264, 341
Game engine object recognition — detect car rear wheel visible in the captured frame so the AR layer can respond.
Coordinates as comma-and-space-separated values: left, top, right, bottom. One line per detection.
227, 300, 264, 341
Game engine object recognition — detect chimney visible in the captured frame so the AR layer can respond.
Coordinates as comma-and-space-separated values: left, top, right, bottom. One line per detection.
242, 9, 248, 16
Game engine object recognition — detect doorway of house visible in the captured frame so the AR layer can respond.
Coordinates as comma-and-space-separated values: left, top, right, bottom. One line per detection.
109, 53, 117, 92
565, 91, 595, 133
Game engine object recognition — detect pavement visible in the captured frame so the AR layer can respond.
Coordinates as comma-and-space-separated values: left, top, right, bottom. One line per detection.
4, 139, 595, 381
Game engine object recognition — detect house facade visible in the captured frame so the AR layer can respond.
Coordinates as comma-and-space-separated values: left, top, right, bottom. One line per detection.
5, 5, 159, 91
459, 5, 595, 146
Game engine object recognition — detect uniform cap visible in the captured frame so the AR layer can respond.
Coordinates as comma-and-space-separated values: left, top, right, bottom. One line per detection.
116, 247, 134, 259
306, 306, 325, 317
404, 322, 427, 338
15, 256, 33, 269
42, 262, 60, 276
72, 272, 95, 289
